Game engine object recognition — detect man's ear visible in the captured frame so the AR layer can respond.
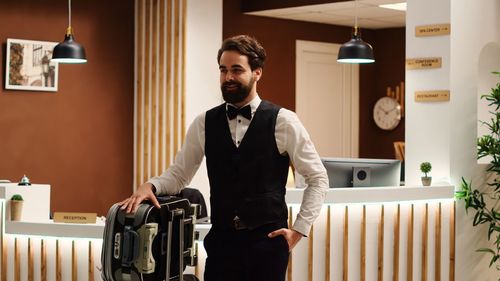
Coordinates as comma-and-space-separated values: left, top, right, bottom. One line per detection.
254, 67, 263, 81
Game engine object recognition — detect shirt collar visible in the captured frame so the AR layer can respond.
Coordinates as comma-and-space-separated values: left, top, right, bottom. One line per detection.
227, 95, 261, 114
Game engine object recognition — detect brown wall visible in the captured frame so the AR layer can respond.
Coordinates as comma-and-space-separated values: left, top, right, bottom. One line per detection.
0, 0, 135, 216
223, 0, 405, 159
360, 28, 406, 159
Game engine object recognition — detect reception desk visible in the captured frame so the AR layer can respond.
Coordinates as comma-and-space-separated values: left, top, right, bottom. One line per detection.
0, 183, 455, 281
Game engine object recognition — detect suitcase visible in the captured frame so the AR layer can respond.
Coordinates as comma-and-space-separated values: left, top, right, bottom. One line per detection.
101, 196, 200, 281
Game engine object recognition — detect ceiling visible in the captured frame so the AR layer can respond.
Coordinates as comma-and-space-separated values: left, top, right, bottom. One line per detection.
245, 0, 406, 30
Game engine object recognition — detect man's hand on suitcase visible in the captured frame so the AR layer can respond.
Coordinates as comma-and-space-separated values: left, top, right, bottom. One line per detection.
268, 228, 303, 252
119, 182, 161, 213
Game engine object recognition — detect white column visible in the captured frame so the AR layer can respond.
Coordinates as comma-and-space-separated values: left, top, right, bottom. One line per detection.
185, 0, 223, 215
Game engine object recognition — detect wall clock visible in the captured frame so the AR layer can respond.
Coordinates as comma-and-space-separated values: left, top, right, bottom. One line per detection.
373, 96, 401, 130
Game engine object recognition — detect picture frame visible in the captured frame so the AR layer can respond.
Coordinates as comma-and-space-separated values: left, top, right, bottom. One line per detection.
5, 38, 59, 92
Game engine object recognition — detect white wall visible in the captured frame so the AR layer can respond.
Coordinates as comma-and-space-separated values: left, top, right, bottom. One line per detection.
406, 0, 500, 280
405, 0, 451, 186
185, 0, 223, 215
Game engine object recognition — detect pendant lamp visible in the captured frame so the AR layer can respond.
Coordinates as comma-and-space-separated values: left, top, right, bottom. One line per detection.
337, 0, 374, 64
52, 0, 87, 64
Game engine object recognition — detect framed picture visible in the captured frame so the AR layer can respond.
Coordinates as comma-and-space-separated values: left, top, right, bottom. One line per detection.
5, 38, 59, 92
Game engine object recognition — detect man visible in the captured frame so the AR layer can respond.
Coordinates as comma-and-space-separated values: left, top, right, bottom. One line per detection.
120, 35, 328, 281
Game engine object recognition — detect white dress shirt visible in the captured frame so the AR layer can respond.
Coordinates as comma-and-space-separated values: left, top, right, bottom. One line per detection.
148, 95, 328, 236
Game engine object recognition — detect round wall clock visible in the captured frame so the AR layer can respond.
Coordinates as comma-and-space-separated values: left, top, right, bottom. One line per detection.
373, 96, 401, 130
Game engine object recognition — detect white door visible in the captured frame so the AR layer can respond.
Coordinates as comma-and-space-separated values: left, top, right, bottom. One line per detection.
296, 40, 359, 158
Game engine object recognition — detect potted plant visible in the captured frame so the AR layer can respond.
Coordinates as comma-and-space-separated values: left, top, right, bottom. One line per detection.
420, 162, 432, 186
456, 71, 499, 271
10, 194, 23, 221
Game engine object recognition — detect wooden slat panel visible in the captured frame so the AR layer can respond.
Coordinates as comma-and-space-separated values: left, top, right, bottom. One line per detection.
41, 239, 47, 281
326, 205, 331, 281
407, 204, 414, 281
14, 238, 19, 281
377, 205, 384, 281
151, 0, 159, 177
72, 241, 77, 281
158, 0, 166, 172
181, 0, 187, 139
136, 0, 144, 188
308, 225, 314, 281
173, 0, 180, 153
28, 238, 34, 281
135, 0, 186, 182
165, 0, 172, 168
56, 240, 61, 281
435, 203, 441, 281
449, 202, 455, 281
422, 204, 428, 281
143, 0, 151, 183
361, 205, 366, 281
89, 241, 94, 281
1, 232, 7, 281
343, 206, 348, 281
393, 204, 400, 281
287, 206, 293, 281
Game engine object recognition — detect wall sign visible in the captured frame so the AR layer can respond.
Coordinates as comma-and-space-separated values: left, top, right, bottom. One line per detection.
415, 90, 450, 102
406, 57, 442, 69
415, 24, 451, 37
54, 212, 97, 224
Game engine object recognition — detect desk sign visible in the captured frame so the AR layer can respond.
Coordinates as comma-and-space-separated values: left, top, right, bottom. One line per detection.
415, 90, 450, 102
54, 212, 97, 224
406, 57, 442, 69
415, 24, 450, 36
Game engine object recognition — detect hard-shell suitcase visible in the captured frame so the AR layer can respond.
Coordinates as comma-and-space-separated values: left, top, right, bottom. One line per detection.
101, 197, 200, 281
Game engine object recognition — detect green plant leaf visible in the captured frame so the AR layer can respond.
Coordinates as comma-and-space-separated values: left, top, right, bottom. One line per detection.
477, 248, 496, 255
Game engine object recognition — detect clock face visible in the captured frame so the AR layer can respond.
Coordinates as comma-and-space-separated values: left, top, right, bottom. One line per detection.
373, 97, 401, 130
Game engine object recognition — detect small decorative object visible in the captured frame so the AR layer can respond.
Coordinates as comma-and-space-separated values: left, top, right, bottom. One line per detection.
18, 175, 31, 186
420, 162, 432, 186
10, 194, 24, 221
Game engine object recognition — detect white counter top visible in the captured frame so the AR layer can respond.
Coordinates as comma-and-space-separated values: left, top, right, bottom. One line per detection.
285, 184, 455, 204
2, 185, 454, 240
5, 220, 105, 239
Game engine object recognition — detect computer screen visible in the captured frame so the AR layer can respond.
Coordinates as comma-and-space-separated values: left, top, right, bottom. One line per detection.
321, 157, 401, 188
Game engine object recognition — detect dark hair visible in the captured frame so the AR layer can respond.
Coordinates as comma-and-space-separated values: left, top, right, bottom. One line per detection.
217, 35, 266, 70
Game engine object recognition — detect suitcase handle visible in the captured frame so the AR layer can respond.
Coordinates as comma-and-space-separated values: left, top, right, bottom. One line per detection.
122, 225, 139, 267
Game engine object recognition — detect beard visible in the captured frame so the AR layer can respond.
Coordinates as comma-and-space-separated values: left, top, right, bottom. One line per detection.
221, 77, 254, 104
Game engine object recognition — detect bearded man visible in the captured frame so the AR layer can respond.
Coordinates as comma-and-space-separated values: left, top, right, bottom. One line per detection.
120, 35, 328, 281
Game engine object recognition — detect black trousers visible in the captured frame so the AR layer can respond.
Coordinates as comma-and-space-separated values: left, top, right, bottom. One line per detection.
203, 222, 289, 281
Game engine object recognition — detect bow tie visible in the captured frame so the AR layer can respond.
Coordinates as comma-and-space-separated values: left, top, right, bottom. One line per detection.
227, 104, 252, 120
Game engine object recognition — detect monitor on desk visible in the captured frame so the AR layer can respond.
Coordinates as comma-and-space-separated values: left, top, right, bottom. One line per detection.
321, 157, 401, 188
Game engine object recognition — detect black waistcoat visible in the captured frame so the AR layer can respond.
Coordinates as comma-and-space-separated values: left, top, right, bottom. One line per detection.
205, 100, 290, 230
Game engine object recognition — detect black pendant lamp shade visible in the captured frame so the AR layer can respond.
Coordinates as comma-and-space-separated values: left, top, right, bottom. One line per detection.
337, 26, 374, 64
52, 0, 87, 64
52, 27, 87, 63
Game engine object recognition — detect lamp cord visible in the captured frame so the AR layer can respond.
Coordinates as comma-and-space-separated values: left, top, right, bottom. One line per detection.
354, 0, 358, 28
68, 0, 72, 28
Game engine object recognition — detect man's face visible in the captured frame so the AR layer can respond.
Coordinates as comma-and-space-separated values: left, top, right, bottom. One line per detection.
219, 50, 261, 104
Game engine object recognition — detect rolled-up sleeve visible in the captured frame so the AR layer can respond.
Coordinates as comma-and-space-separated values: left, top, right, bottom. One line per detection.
148, 113, 206, 195
275, 109, 328, 236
